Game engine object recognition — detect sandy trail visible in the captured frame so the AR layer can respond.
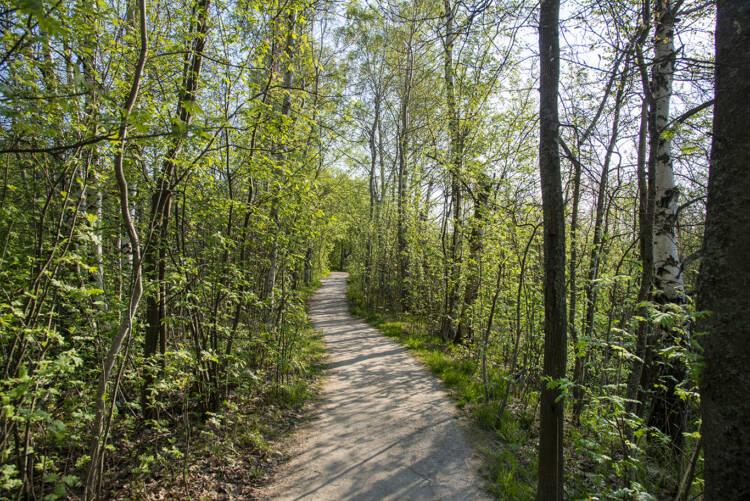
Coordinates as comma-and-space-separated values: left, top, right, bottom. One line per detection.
261, 272, 491, 500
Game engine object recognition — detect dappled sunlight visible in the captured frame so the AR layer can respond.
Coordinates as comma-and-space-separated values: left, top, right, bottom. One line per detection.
264, 272, 489, 500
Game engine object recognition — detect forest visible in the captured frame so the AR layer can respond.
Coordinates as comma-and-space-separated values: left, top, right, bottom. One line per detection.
0, 0, 748, 499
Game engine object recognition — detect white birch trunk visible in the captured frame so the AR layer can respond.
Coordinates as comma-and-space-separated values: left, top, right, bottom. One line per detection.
651, 0, 684, 303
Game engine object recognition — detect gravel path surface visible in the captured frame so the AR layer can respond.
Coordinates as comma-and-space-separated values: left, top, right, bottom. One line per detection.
261, 272, 491, 501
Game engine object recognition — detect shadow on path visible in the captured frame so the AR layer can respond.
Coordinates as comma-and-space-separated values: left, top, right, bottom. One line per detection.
261, 272, 490, 501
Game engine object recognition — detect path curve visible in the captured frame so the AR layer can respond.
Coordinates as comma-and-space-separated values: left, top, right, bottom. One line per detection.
262, 272, 491, 500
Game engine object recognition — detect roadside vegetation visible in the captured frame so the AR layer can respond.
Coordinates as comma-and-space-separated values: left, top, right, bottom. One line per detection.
106, 280, 327, 499
349, 283, 698, 500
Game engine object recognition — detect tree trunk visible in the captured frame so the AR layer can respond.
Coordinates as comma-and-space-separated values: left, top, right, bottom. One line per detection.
396, 44, 413, 312
85, 0, 148, 495
640, 0, 687, 452
458, 178, 491, 343
651, 0, 683, 305
262, 11, 297, 327
567, 144, 583, 422
304, 244, 313, 285
697, 2, 750, 498
142, 0, 210, 414
439, 0, 463, 343
536, 1, 566, 499
625, 97, 653, 413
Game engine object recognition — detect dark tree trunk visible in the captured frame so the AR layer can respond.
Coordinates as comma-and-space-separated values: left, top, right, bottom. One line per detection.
697, 2, 750, 498
536, 1, 566, 499
623, 2, 653, 417
304, 244, 313, 285
626, 97, 653, 414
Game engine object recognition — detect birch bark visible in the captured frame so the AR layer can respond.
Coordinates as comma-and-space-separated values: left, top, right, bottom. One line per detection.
651, 0, 683, 303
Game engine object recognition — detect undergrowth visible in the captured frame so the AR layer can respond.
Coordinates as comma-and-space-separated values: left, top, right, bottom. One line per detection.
346, 285, 689, 500
109, 279, 328, 500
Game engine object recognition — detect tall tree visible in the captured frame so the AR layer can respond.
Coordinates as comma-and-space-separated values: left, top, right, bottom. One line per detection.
640, 0, 687, 450
536, 0, 566, 499
439, 0, 464, 343
395, 14, 416, 312
651, 0, 683, 305
262, 9, 298, 327
142, 0, 211, 414
697, 1, 750, 498
85, 0, 149, 495
625, 0, 655, 416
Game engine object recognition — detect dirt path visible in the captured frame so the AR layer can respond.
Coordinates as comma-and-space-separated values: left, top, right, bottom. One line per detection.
261, 272, 491, 500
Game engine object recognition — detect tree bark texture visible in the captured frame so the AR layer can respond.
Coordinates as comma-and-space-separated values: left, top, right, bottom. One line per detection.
698, 2, 750, 499
651, 0, 683, 303
536, 1, 566, 499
